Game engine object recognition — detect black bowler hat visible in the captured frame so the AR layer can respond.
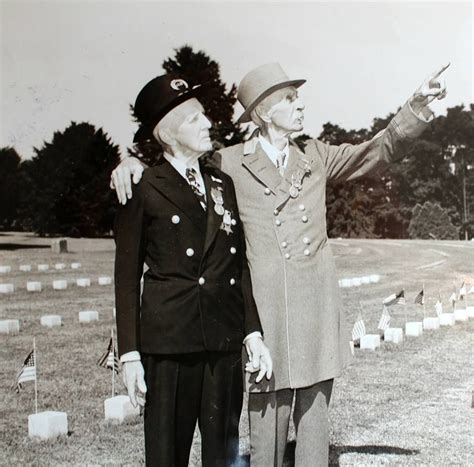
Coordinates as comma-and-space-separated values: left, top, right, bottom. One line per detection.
133, 73, 205, 143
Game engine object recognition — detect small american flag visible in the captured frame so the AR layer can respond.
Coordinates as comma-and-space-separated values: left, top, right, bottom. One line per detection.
383, 289, 406, 306
13, 349, 36, 392
449, 292, 456, 304
98, 337, 119, 374
352, 312, 366, 341
435, 299, 443, 317
414, 289, 425, 306
377, 306, 391, 331
458, 282, 466, 300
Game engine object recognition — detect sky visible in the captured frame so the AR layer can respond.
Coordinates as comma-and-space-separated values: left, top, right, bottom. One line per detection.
1, 0, 473, 159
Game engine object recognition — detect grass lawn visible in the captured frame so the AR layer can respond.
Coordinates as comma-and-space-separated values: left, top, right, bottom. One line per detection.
1, 233, 473, 465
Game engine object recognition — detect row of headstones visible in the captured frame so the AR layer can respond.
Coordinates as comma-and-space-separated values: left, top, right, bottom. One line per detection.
0, 263, 82, 274
29, 394, 140, 440
0, 276, 112, 293
0, 308, 117, 333
355, 306, 474, 351
339, 274, 380, 288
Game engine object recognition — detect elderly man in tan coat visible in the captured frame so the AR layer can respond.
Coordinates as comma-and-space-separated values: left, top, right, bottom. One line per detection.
112, 62, 448, 466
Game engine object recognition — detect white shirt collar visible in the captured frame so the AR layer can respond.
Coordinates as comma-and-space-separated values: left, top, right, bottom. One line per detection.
258, 134, 290, 169
163, 152, 201, 179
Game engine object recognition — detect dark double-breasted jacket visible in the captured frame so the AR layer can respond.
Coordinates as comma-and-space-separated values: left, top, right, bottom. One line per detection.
114, 156, 261, 357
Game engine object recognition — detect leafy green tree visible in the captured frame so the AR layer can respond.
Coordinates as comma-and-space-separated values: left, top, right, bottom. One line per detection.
0, 147, 23, 229
23, 123, 120, 236
129, 45, 244, 166
408, 201, 458, 239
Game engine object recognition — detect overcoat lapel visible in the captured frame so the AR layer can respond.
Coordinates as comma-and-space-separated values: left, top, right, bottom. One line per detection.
147, 160, 206, 232
274, 143, 313, 211
201, 168, 223, 257
241, 142, 281, 195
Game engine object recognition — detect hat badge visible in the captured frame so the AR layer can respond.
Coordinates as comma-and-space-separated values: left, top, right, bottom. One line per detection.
170, 79, 189, 92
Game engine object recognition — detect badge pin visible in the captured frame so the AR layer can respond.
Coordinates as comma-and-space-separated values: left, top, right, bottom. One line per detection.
289, 185, 299, 198
214, 204, 225, 216
211, 175, 223, 184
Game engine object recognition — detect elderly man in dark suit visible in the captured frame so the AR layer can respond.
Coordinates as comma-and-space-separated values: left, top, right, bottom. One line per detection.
114, 73, 271, 467
112, 63, 448, 466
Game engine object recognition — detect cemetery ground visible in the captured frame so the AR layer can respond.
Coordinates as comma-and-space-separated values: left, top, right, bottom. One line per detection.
1, 232, 473, 466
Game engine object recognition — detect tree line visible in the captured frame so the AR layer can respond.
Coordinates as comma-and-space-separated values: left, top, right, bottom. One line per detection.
1, 46, 473, 239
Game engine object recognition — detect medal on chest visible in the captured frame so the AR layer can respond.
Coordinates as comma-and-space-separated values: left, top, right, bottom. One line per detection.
210, 184, 235, 235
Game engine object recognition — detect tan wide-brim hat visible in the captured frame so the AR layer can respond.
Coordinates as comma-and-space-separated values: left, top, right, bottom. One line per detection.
237, 63, 306, 124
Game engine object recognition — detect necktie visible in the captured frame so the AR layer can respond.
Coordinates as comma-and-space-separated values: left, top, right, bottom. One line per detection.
185, 167, 207, 211
276, 152, 286, 177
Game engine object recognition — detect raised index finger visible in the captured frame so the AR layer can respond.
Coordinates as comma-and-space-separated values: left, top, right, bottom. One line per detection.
432, 63, 450, 79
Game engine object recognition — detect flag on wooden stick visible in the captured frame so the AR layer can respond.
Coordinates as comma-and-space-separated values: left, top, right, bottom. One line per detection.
458, 281, 466, 300
378, 306, 391, 331
98, 337, 119, 374
352, 311, 366, 341
414, 289, 425, 305
383, 289, 406, 306
12, 349, 36, 392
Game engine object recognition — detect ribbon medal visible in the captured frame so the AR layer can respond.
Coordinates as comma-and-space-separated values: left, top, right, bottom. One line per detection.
211, 186, 225, 216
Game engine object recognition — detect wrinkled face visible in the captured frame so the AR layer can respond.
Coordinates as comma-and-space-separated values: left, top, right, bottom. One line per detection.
266, 86, 305, 133
157, 98, 212, 153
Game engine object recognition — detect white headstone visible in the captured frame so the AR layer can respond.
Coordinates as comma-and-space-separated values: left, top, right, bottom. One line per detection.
351, 277, 362, 287
28, 411, 68, 439
384, 327, 403, 344
40, 315, 62, 328
361, 276, 371, 285
104, 395, 140, 423
52, 280, 68, 290
51, 238, 68, 254
467, 306, 474, 318
71, 262, 81, 269
27, 281, 42, 292
349, 340, 354, 356
370, 274, 381, 283
113, 307, 116, 318
0, 283, 14, 294
98, 276, 112, 286
78, 311, 99, 323
38, 264, 49, 272
360, 334, 381, 350
0, 319, 20, 334
405, 322, 423, 337
19, 265, 32, 272
423, 317, 440, 330
76, 278, 91, 287
0, 265, 12, 274
439, 313, 455, 326
340, 278, 352, 288
55, 263, 66, 270
454, 309, 468, 322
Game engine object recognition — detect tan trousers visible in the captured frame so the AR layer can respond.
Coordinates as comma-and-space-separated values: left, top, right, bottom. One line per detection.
248, 379, 333, 467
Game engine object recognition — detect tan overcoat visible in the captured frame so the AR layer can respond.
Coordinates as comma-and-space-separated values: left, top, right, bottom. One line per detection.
216, 102, 430, 392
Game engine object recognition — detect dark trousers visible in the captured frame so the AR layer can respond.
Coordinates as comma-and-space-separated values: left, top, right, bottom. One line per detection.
143, 351, 243, 467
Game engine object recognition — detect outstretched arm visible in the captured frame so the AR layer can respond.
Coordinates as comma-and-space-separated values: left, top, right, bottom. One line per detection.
315, 64, 450, 184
